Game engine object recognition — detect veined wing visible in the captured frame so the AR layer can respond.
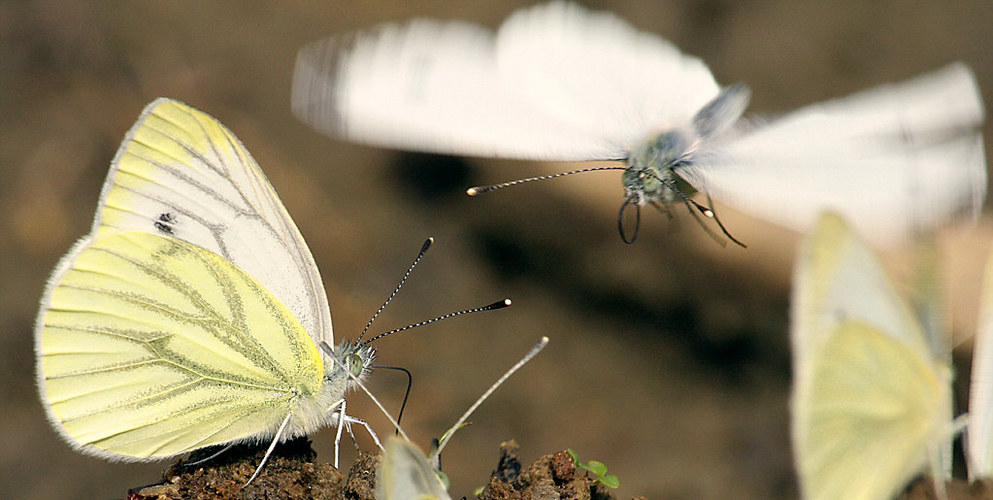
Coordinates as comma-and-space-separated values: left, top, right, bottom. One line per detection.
36, 232, 324, 459
679, 63, 986, 244
92, 98, 332, 347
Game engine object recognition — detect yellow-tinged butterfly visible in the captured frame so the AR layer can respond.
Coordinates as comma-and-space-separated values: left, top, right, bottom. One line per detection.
292, 1, 985, 245
790, 212, 957, 500
35, 98, 378, 482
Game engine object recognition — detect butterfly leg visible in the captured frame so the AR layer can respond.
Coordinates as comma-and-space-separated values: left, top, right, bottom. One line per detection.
328, 398, 347, 468
184, 443, 235, 466
245, 411, 293, 487
342, 413, 382, 450
329, 400, 384, 469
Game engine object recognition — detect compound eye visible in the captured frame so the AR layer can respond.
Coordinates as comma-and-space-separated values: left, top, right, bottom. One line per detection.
346, 353, 364, 377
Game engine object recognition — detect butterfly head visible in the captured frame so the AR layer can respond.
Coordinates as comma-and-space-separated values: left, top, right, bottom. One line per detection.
322, 340, 376, 385
623, 130, 696, 207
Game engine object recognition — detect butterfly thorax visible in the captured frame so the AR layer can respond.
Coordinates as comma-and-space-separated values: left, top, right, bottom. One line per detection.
285, 340, 376, 438
623, 130, 698, 206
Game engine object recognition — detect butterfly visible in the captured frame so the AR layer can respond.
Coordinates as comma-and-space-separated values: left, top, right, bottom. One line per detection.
35, 98, 378, 483
292, 1, 985, 245
791, 212, 960, 499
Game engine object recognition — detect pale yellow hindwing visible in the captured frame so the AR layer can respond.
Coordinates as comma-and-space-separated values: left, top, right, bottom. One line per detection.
802, 320, 945, 500
38, 231, 324, 460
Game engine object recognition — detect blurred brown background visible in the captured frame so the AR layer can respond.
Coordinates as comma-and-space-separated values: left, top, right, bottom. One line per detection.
3, 2, 992, 498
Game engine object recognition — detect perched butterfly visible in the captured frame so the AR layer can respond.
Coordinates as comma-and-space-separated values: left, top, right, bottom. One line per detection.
35, 98, 381, 483
790, 212, 959, 499
292, 1, 985, 245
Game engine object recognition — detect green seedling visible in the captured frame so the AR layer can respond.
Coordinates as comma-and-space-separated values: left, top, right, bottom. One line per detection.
567, 449, 620, 489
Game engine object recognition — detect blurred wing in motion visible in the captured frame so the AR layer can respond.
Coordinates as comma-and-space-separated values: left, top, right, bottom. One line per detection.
968, 246, 993, 478
292, 1, 719, 161
679, 64, 986, 244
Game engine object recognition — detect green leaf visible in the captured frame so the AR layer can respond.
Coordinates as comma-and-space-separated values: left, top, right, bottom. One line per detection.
586, 460, 608, 476
600, 474, 620, 489
567, 449, 580, 465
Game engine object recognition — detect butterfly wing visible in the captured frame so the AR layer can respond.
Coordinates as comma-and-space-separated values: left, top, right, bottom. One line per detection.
791, 212, 951, 499
376, 437, 452, 500
36, 232, 324, 460
800, 321, 947, 500
968, 247, 993, 478
93, 98, 332, 347
495, 1, 719, 154
679, 64, 986, 244
292, 2, 719, 161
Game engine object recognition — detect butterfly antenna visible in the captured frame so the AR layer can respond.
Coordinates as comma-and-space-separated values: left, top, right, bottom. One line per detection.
699, 193, 746, 248
466, 165, 627, 195
373, 365, 413, 435
361, 299, 512, 345
434, 336, 549, 458
356, 237, 433, 343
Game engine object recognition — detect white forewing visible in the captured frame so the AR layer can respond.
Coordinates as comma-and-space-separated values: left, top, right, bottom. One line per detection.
679, 64, 986, 244
292, 2, 718, 161
968, 249, 993, 478
90, 98, 333, 347
496, 1, 719, 151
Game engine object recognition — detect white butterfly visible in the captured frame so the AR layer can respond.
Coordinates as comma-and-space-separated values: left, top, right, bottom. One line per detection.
292, 1, 985, 245
35, 98, 378, 483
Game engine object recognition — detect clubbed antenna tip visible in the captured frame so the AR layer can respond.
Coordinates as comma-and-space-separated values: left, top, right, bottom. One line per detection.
487, 298, 512, 310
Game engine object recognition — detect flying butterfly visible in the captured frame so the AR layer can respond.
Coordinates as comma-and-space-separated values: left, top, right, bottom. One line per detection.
292, 1, 986, 245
